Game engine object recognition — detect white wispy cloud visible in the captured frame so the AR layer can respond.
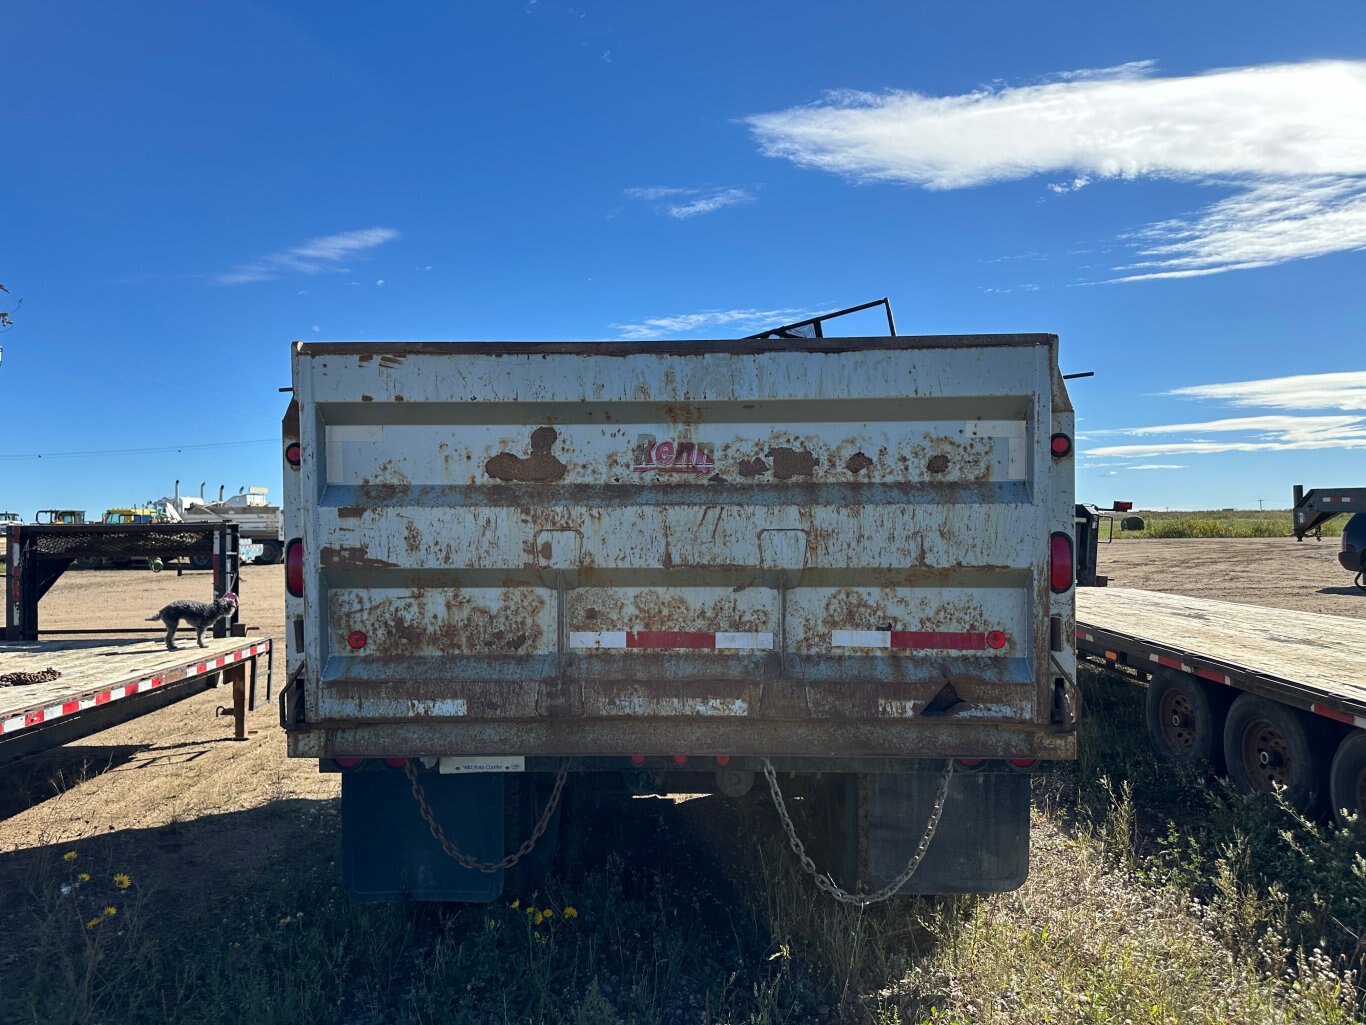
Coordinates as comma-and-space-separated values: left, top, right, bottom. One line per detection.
1128, 464, 1187, 470
625, 185, 755, 219
744, 60, 1366, 280
612, 307, 816, 340
1086, 414, 1366, 456
214, 227, 399, 285
1166, 370, 1366, 411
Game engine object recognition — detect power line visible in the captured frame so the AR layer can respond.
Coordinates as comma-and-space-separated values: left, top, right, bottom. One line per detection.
0, 438, 278, 461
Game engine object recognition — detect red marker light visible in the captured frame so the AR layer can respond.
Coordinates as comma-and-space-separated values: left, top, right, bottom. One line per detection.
1009, 758, 1037, 770
986, 630, 1007, 649
285, 442, 301, 467
285, 538, 304, 597
335, 757, 362, 769
384, 757, 406, 768
957, 757, 984, 769
672, 754, 688, 765
1050, 433, 1072, 458
715, 755, 731, 766
347, 630, 367, 650
1050, 532, 1073, 593
630, 754, 646, 766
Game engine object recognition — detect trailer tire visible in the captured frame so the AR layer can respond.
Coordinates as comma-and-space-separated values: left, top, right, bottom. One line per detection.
1223, 694, 1329, 818
1329, 730, 1366, 822
257, 540, 282, 565
1145, 670, 1230, 771
189, 554, 212, 571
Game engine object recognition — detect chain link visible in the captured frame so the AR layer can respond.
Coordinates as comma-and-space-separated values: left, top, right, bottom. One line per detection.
761, 759, 954, 907
404, 759, 571, 874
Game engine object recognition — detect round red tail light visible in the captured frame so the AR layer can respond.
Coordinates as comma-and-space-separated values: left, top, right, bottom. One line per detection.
384, 757, 407, 768
672, 754, 688, 765
1009, 758, 1037, 770
630, 754, 646, 766
285, 442, 301, 467
335, 757, 363, 769
957, 757, 984, 769
347, 630, 367, 650
1050, 433, 1072, 457
715, 755, 731, 766
986, 630, 1007, 649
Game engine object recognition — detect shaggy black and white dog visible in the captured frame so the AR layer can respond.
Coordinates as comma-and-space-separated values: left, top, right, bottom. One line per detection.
145, 593, 239, 650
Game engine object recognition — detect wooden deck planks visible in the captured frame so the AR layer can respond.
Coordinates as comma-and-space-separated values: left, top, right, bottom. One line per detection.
0, 637, 257, 716
1077, 587, 1366, 704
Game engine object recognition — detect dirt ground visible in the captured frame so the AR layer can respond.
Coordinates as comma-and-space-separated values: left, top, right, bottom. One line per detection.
1096, 536, 1364, 619
0, 541, 1360, 936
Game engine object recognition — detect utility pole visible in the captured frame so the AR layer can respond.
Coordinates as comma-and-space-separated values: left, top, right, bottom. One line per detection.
1258, 498, 1264, 510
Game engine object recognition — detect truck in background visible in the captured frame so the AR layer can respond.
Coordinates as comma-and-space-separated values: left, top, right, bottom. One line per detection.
157, 482, 285, 565
282, 330, 1078, 903
1292, 484, 1366, 591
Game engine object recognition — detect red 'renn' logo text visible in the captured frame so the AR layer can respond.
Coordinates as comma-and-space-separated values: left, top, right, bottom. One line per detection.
632, 435, 715, 475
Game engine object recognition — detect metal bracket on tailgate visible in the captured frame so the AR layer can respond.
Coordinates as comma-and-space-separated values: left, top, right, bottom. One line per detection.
278, 666, 305, 733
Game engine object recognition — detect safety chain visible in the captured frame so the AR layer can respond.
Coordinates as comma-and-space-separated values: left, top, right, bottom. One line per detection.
761, 758, 954, 907
404, 759, 571, 874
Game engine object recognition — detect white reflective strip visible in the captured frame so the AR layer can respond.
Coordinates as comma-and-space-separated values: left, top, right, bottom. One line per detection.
3, 715, 24, 734
570, 631, 628, 649
44, 703, 64, 720
714, 632, 773, 649
831, 630, 891, 648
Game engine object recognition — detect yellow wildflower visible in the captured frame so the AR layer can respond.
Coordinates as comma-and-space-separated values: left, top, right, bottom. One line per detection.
541, 908, 554, 920
278, 917, 291, 925
63, 851, 78, 862
563, 906, 578, 919
113, 873, 132, 890
532, 911, 544, 925
77, 873, 90, 883
103, 906, 117, 917
85, 917, 103, 929
509, 898, 520, 909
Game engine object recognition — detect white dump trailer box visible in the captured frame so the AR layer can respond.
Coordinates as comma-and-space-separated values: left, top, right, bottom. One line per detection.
282, 334, 1077, 901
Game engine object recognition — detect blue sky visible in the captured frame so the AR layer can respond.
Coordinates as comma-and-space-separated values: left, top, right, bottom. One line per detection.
3, 0, 1364, 516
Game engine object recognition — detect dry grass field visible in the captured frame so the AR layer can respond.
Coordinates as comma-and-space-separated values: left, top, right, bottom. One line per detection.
0, 546, 1361, 1024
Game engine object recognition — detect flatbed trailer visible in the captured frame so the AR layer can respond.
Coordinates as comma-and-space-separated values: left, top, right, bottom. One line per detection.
1075, 587, 1365, 821
0, 636, 272, 765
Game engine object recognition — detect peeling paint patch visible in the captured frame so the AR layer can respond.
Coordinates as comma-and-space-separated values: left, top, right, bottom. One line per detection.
602, 696, 749, 716
486, 426, 567, 482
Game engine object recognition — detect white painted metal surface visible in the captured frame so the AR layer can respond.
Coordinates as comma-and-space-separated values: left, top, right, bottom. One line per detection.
284, 336, 1076, 759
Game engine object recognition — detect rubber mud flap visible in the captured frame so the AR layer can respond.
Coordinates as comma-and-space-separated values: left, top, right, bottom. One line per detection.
342, 769, 504, 902
865, 769, 1029, 894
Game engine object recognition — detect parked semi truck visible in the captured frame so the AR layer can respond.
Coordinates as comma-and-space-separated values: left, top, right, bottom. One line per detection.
281, 333, 1079, 902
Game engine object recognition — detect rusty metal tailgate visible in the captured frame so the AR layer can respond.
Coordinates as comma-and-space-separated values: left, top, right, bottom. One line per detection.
285, 336, 1075, 760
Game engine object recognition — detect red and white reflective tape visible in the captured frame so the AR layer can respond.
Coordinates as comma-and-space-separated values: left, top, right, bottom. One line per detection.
1146, 652, 1234, 686
1311, 703, 1366, 729
570, 631, 773, 650
1077, 628, 1095, 643
831, 630, 1004, 650
1, 641, 269, 738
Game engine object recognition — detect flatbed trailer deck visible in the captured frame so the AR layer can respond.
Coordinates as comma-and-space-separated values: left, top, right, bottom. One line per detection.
0, 636, 272, 764
1075, 587, 1366, 820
